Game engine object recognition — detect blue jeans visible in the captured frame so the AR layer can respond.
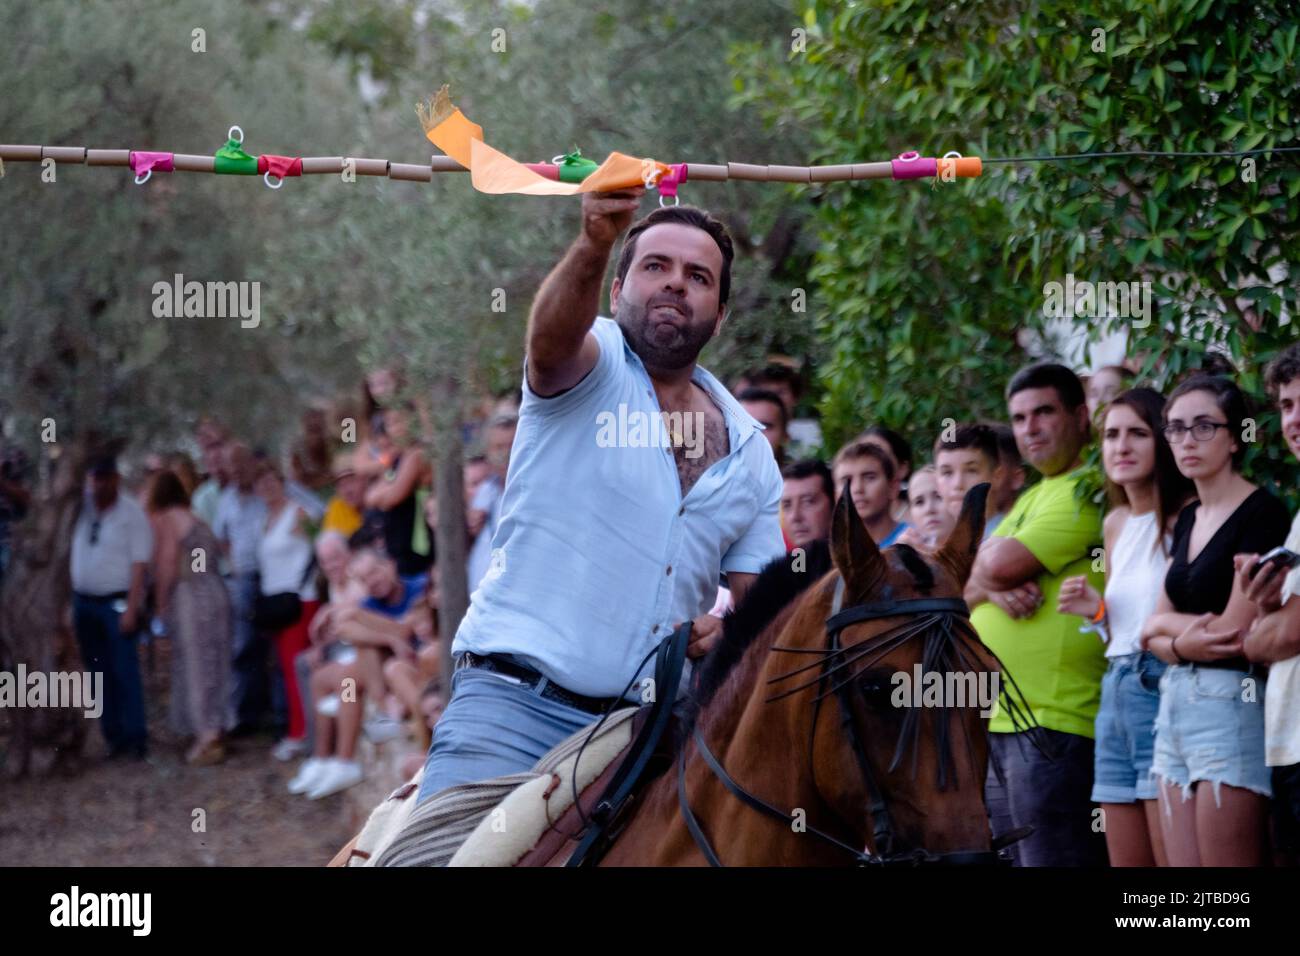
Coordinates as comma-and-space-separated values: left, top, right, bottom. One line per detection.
72, 594, 147, 755
416, 666, 599, 804
226, 571, 269, 730
985, 728, 1108, 867
1092, 652, 1166, 803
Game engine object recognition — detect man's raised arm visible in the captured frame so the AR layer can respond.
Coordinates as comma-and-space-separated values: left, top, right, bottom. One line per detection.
526, 187, 644, 398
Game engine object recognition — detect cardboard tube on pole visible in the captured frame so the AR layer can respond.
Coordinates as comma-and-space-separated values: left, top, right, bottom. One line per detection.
86, 149, 131, 166
301, 156, 345, 174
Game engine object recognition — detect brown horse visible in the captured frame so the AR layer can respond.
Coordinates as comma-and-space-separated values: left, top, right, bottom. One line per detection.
595, 482, 1007, 866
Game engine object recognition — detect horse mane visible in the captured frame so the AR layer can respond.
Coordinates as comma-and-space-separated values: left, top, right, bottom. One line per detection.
685, 540, 833, 723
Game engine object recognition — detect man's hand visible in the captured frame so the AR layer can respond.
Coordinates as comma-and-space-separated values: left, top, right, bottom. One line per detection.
580, 187, 645, 251
684, 613, 724, 659
987, 583, 1043, 620
119, 609, 138, 635
1174, 613, 1244, 662
1236, 552, 1287, 614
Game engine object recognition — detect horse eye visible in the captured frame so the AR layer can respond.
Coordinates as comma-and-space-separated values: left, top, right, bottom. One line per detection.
856, 674, 892, 702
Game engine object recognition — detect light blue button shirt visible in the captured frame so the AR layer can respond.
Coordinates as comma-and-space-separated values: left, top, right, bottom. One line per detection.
453, 317, 786, 698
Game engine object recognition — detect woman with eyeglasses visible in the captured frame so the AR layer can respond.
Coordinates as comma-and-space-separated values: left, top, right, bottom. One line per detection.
1139, 374, 1288, 865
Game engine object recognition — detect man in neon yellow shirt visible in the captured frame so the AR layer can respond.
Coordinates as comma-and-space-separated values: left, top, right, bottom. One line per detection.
966, 363, 1107, 866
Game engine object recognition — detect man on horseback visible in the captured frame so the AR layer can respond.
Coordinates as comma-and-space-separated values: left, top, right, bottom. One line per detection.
416, 187, 786, 803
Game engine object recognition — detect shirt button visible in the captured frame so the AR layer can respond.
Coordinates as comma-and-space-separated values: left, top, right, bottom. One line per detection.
666, 566, 673, 575
652, 624, 660, 634
678, 506, 685, 516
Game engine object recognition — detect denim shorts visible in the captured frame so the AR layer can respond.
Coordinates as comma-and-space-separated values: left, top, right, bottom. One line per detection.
1151, 663, 1271, 803
1092, 652, 1166, 804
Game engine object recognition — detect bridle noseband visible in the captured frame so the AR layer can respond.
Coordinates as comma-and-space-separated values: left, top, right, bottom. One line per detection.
678, 575, 1019, 867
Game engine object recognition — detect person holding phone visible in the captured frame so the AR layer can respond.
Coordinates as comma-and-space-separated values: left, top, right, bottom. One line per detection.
1139, 375, 1288, 866
1241, 344, 1300, 865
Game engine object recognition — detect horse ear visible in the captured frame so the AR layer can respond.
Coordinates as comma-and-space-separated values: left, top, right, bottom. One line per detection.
831, 479, 886, 597
933, 481, 990, 587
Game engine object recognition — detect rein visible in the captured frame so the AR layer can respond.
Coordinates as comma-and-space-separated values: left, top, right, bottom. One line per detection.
677, 575, 1018, 867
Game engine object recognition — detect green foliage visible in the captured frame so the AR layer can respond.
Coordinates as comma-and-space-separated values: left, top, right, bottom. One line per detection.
737, 0, 1299, 498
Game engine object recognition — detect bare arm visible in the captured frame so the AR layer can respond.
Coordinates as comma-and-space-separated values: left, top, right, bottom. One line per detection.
526, 188, 644, 397
152, 515, 178, 618
365, 450, 426, 511
1245, 597, 1300, 664
122, 562, 148, 633
965, 537, 1047, 608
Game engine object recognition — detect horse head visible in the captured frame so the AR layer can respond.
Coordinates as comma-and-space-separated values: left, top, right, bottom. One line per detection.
777, 481, 1002, 864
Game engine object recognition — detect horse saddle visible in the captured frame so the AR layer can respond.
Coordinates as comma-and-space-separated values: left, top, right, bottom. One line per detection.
452, 624, 691, 868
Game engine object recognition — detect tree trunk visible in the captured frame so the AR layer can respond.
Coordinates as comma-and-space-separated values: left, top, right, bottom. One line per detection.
431, 374, 468, 684
0, 440, 90, 778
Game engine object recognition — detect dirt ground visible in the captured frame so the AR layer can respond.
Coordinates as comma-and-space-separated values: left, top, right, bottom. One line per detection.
0, 640, 354, 867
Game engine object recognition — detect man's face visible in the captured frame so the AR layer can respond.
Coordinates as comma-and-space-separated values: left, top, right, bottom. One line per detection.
336, 473, 364, 509
225, 445, 255, 490
781, 474, 832, 548
611, 222, 726, 373
934, 448, 1000, 519
316, 538, 350, 582
352, 551, 398, 600
464, 460, 492, 507
742, 399, 787, 456
202, 442, 228, 482
1009, 386, 1088, 477
833, 455, 897, 526
486, 424, 516, 476
1278, 378, 1300, 462
90, 472, 118, 509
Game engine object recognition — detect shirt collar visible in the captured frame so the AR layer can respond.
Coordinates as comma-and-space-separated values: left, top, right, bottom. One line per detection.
616, 325, 761, 450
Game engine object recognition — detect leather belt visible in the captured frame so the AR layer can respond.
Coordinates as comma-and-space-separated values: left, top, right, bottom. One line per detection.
457, 652, 622, 716
73, 591, 129, 603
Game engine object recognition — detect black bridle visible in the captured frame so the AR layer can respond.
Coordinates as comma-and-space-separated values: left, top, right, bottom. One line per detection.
677, 576, 1024, 866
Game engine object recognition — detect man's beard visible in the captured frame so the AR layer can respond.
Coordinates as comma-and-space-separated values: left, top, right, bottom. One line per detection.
615, 295, 715, 372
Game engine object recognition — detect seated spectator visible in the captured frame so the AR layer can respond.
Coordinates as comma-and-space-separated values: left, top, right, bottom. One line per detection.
287, 544, 424, 799
831, 440, 907, 546
738, 387, 790, 466
897, 465, 954, 551
1085, 364, 1134, 421
398, 678, 450, 781
779, 458, 833, 550
382, 586, 444, 750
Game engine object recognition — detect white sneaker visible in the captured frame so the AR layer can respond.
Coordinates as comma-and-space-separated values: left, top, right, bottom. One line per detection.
287, 757, 328, 795
316, 695, 341, 718
271, 737, 310, 762
307, 759, 364, 799
363, 714, 403, 744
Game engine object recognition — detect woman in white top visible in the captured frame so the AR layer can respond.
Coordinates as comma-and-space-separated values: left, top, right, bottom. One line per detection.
255, 461, 319, 761
1058, 387, 1193, 865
